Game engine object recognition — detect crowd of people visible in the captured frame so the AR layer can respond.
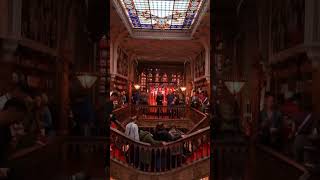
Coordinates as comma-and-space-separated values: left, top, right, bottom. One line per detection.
0, 83, 54, 177
118, 117, 188, 171
132, 89, 187, 106
190, 90, 210, 113
258, 92, 317, 162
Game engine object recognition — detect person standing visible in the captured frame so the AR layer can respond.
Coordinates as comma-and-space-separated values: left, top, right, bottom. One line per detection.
104, 92, 118, 174
156, 92, 164, 117
105, 92, 119, 134
201, 91, 210, 113
125, 117, 139, 141
41, 93, 53, 136
258, 94, 282, 150
156, 92, 163, 106
121, 91, 127, 105
166, 90, 175, 118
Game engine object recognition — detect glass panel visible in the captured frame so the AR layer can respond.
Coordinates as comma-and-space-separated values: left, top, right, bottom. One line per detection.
119, 0, 205, 30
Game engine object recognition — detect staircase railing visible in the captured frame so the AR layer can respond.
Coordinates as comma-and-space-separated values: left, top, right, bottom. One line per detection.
187, 108, 209, 134
112, 106, 131, 125
110, 126, 210, 173
212, 138, 249, 180
255, 144, 309, 180
135, 105, 187, 120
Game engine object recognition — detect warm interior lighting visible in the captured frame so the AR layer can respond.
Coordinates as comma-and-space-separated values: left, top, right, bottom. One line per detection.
76, 73, 98, 88
224, 81, 245, 95
180, 86, 187, 91
134, 84, 141, 90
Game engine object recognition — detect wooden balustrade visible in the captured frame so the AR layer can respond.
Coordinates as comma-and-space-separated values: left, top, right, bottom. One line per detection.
255, 144, 309, 180
61, 136, 108, 178
135, 105, 187, 120
7, 138, 64, 180
112, 106, 131, 124
212, 138, 249, 180
110, 127, 210, 173
187, 108, 209, 134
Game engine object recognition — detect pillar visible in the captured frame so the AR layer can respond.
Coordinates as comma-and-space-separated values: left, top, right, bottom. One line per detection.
57, 60, 70, 135
0, 0, 9, 37
305, 0, 320, 177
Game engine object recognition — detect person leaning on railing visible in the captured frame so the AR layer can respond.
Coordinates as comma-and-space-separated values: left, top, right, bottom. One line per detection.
139, 129, 166, 171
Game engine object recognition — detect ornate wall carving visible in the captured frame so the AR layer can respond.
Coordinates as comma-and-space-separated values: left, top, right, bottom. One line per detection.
194, 49, 205, 78
117, 46, 129, 77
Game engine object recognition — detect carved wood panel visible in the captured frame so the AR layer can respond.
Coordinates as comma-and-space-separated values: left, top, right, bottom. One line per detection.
21, 0, 58, 48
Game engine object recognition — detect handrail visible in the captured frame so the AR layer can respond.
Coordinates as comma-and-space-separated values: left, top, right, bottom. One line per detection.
111, 156, 210, 175
256, 144, 308, 173
110, 126, 210, 172
8, 137, 62, 160
110, 126, 210, 147
187, 108, 208, 134
112, 106, 131, 125
135, 105, 187, 120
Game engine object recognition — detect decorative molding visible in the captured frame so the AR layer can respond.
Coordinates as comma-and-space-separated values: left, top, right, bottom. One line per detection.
19, 38, 58, 56
131, 30, 192, 40
194, 76, 207, 82
114, 73, 128, 80
111, 0, 133, 36
191, 0, 210, 38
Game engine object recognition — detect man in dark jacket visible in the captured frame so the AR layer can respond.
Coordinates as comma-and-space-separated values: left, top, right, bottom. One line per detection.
139, 130, 163, 145
104, 92, 118, 175
154, 123, 173, 142
105, 92, 119, 132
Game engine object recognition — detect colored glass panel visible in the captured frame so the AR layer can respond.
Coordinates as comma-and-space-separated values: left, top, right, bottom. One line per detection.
120, 0, 205, 30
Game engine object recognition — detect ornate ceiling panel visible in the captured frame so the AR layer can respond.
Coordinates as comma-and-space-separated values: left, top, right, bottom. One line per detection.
119, 0, 205, 30
112, 0, 209, 40
110, 0, 210, 62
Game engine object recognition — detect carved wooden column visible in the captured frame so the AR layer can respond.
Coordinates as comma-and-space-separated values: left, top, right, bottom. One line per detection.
57, 59, 70, 135
304, 0, 320, 178
0, 0, 9, 36
56, 0, 73, 135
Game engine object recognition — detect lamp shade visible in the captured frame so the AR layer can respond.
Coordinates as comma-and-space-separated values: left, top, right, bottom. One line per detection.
180, 86, 187, 91
134, 84, 141, 90
224, 81, 245, 95
77, 73, 98, 88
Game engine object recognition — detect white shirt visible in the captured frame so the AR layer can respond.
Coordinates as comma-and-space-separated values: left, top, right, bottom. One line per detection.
125, 122, 139, 141
0, 93, 11, 110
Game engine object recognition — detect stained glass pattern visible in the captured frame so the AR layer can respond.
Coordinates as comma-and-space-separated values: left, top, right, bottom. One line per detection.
120, 0, 205, 30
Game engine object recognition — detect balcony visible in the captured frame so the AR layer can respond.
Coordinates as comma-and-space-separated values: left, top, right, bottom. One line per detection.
5, 105, 317, 180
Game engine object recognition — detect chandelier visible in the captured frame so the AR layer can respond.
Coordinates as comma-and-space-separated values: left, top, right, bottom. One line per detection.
224, 80, 245, 95
76, 72, 98, 88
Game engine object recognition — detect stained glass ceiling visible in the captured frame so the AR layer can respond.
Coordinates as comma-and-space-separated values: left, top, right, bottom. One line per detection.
119, 0, 206, 30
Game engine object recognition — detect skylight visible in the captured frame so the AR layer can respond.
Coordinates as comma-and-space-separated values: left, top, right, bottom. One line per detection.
119, 0, 205, 30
